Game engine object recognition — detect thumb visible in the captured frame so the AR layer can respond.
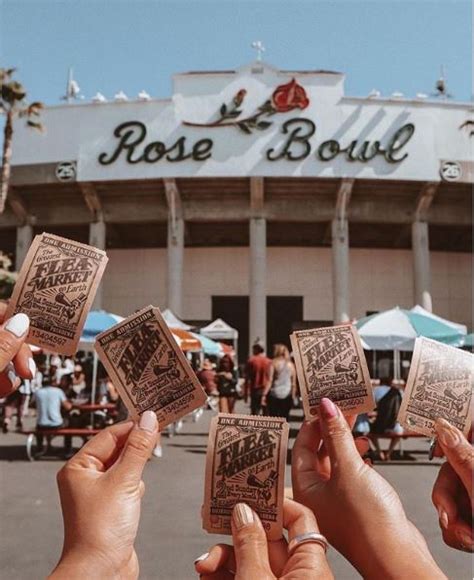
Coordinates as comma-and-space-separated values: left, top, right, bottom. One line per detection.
231, 503, 274, 580
112, 410, 158, 486
0, 313, 30, 372
318, 398, 364, 475
435, 418, 473, 501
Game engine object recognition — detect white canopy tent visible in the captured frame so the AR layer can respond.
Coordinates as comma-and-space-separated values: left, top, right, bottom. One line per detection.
161, 308, 193, 330
200, 318, 239, 360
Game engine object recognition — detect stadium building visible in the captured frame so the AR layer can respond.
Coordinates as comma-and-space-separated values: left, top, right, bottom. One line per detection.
1, 61, 472, 359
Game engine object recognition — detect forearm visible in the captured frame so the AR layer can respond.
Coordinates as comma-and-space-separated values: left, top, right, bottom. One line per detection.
338, 520, 445, 580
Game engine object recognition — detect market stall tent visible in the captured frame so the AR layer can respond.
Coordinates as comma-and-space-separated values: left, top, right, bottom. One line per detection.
161, 308, 193, 330
200, 318, 239, 359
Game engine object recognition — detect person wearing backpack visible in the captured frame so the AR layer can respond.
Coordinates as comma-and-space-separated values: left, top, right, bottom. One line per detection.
371, 378, 404, 461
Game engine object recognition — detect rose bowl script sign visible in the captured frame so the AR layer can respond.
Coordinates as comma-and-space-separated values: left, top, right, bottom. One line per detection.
99, 80, 415, 167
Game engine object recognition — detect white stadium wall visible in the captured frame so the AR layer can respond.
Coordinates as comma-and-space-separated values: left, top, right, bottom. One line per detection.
101, 247, 472, 328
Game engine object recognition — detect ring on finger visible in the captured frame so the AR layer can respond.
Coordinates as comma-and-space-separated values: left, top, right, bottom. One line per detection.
288, 532, 329, 555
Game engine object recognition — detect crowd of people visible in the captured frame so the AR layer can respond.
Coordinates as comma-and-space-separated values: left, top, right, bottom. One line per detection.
0, 307, 472, 578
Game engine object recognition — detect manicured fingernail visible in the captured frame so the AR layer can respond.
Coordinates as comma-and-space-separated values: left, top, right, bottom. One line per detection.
194, 552, 209, 564
139, 410, 158, 432
437, 507, 448, 529
233, 503, 254, 529
5, 313, 30, 338
435, 418, 461, 449
320, 397, 338, 419
28, 358, 36, 378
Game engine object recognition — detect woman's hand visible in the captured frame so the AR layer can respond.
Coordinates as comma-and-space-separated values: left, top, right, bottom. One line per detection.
195, 498, 333, 579
0, 303, 35, 397
50, 411, 158, 580
432, 418, 473, 552
292, 398, 445, 579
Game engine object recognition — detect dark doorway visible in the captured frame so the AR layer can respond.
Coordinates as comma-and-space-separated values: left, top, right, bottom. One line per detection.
212, 296, 249, 365
267, 296, 303, 354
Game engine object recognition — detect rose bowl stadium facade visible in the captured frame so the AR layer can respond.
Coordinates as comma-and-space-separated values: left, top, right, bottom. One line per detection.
1, 61, 472, 359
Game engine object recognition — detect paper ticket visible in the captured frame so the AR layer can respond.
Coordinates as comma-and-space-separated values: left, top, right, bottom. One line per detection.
6, 232, 108, 355
203, 413, 289, 540
398, 337, 473, 437
95, 305, 207, 428
290, 324, 374, 417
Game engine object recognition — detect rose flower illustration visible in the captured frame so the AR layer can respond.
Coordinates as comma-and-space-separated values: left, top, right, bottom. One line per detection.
183, 78, 310, 133
271, 78, 310, 112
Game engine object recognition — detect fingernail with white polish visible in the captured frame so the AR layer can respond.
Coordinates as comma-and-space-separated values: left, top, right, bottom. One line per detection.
233, 503, 254, 530
28, 358, 36, 378
5, 313, 30, 338
138, 410, 158, 432
194, 552, 209, 564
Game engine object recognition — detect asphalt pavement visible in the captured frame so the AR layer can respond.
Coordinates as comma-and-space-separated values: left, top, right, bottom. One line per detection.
0, 402, 472, 579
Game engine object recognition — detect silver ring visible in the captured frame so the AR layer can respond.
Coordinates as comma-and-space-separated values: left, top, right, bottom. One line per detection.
288, 532, 329, 555
429, 437, 437, 461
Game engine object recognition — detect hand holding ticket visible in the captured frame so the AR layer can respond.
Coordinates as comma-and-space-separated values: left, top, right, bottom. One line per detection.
203, 413, 289, 540
398, 337, 473, 437
95, 305, 207, 428
6, 233, 108, 355
290, 324, 374, 418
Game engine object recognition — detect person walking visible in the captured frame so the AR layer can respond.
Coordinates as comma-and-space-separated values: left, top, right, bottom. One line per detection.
244, 339, 271, 416
216, 354, 238, 414
262, 344, 296, 421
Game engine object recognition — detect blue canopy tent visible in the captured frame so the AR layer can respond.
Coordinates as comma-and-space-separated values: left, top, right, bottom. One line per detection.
191, 332, 222, 357
79, 310, 124, 407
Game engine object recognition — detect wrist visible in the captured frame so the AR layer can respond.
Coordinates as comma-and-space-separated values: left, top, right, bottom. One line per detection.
348, 524, 445, 580
50, 549, 132, 580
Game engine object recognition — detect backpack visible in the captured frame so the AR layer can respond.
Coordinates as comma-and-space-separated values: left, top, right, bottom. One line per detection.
371, 388, 402, 434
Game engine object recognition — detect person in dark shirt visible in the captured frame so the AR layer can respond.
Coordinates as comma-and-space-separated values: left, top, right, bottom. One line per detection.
244, 339, 271, 416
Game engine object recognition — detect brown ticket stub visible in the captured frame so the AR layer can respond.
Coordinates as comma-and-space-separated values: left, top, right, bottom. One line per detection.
6, 233, 108, 355
290, 324, 374, 417
95, 305, 207, 428
398, 337, 473, 437
203, 413, 289, 540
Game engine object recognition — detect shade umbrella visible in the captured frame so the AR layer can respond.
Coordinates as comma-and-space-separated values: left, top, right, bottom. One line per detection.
191, 332, 222, 357
356, 306, 467, 379
161, 308, 193, 330
410, 305, 467, 346
170, 328, 202, 352
79, 310, 125, 409
356, 306, 466, 351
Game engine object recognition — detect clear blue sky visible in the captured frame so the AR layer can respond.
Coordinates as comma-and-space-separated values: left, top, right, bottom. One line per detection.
0, 0, 472, 105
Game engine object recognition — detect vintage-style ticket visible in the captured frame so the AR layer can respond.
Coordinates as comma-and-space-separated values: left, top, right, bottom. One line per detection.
398, 337, 473, 437
6, 233, 108, 355
290, 324, 374, 417
203, 414, 288, 540
95, 305, 207, 428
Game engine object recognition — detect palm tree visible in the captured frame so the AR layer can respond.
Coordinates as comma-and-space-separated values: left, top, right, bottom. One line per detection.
0, 68, 43, 214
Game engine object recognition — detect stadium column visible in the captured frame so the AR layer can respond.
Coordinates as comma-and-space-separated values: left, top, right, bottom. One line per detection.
249, 177, 266, 353
164, 179, 184, 316
8, 190, 32, 270
332, 179, 354, 324
412, 221, 432, 312
411, 182, 438, 313
15, 223, 33, 270
80, 183, 106, 310
89, 217, 106, 310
